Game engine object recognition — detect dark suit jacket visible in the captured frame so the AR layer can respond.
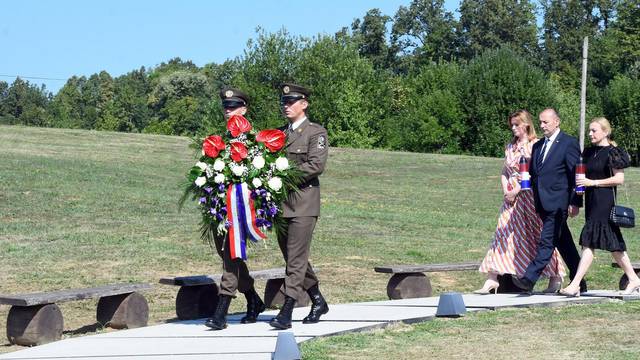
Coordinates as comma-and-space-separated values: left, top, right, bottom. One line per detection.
280, 118, 329, 218
529, 130, 582, 213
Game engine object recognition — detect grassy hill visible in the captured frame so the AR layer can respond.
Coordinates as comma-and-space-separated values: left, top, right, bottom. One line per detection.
1, 125, 639, 358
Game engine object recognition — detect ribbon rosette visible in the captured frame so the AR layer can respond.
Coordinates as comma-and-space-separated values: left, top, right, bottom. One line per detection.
230, 142, 248, 162
203, 135, 226, 158
256, 129, 286, 152
227, 114, 252, 138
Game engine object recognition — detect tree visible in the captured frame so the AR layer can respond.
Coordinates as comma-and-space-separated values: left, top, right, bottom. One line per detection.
391, 0, 459, 69
603, 74, 640, 164
146, 70, 211, 135
1, 77, 50, 126
384, 62, 464, 153
459, 47, 555, 156
459, 0, 539, 61
296, 35, 393, 148
541, 0, 603, 87
351, 8, 392, 70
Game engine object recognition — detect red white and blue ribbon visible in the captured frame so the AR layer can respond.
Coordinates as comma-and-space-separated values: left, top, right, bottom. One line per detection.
226, 182, 267, 259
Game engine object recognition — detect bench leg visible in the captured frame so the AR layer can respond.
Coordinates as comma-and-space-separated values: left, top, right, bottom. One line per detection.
97, 292, 148, 329
7, 304, 63, 346
174, 284, 219, 320
386, 273, 432, 299
263, 278, 311, 309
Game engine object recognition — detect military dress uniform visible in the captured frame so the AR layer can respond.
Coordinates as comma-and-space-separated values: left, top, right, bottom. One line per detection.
270, 83, 330, 329
213, 87, 255, 297
205, 87, 265, 330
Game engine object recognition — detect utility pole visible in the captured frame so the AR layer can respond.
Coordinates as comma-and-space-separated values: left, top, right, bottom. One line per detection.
579, 36, 589, 152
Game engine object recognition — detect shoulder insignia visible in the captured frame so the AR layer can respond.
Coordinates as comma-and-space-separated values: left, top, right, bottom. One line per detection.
317, 135, 326, 150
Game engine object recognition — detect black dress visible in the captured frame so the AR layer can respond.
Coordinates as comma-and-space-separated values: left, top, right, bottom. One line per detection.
579, 145, 631, 252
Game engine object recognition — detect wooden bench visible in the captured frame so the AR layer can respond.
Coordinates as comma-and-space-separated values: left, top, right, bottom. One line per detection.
160, 267, 315, 320
0, 283, 151, 346
612, 262, 640, 290
375, 262, 482, 299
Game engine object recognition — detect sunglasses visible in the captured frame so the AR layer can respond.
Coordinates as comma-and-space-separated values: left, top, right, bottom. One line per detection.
222, 100, 246, 109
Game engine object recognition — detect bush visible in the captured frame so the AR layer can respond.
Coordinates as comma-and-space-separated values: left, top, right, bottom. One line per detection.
458, 47, 554, 157
603, 74, 640, 164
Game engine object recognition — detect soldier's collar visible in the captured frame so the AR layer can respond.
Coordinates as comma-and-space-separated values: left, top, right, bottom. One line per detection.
290, 116, 308, 131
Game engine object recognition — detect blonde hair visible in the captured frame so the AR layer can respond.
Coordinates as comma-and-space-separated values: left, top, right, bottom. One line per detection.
590, 117, 617, 146
508, 109, 538, 144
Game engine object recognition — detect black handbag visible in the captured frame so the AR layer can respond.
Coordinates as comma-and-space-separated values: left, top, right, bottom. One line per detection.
608, 165, 635, 228
610, 205, 635, 228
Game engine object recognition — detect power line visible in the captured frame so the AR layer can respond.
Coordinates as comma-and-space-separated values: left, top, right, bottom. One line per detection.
0, 74, 67, 81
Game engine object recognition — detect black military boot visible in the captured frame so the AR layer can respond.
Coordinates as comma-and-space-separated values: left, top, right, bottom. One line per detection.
302, 285, 329, 324
269, 296, 296, 329
240, 288, 266, 324
204, 294, 232, 330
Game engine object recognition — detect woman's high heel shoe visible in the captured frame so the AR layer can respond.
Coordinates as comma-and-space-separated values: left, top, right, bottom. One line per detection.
473, 280, 499, 295
559, 287, 580, 297
620, 282, 640, 295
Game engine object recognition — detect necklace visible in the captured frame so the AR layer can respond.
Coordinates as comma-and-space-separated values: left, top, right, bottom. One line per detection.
593, 145, 609, 158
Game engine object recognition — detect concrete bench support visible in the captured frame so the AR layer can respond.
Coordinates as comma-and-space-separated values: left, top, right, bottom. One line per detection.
375, 262, 481, 299
1, 283, 152, 346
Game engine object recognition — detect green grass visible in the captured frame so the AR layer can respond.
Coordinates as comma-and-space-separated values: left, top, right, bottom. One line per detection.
1, 125, 639, 357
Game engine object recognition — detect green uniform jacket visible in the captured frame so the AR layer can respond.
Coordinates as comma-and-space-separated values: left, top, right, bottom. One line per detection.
281, 118, 328, 218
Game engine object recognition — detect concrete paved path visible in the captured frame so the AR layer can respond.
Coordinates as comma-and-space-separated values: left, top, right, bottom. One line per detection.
1, 292, 636, 360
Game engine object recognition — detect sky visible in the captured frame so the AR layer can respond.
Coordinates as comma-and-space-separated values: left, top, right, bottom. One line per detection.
0, 1, 460, 94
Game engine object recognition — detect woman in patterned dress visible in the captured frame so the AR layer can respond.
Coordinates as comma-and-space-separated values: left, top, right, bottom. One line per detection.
475, 110, 566, 294
559, 118, 640, 296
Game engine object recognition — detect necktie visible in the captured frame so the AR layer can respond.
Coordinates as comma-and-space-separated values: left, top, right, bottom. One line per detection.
537, 137, 549, 168
285, 124, 293, 136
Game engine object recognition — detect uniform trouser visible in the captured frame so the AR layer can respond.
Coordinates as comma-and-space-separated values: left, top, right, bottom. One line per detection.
213, 234, 255, 297
523, 208, 581, 284
277, 216, 319, 300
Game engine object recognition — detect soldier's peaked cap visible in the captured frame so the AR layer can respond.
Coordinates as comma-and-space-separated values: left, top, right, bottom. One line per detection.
219, 87, 249, 105
280, 83, 310, 99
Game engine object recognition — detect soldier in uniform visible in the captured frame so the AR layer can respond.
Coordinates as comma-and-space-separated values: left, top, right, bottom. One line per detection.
270, 83, 330, 329
205, 87, 266, 330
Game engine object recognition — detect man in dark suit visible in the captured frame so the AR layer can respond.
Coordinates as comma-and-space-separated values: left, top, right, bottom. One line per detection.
512, 108, 586, 293
269, 83, 330, 329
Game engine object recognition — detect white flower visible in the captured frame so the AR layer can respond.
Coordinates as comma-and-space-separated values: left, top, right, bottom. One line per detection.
214, 173, 225, 184
213, 159, 225, 172
195, 161, 207, 171
252, 156, 266, 169
268, 177, 283, 192
205, 166, 214, 178
194, 176, 206, 187
252, 178, 263, 188
231, 164, 246, 177
275, 157, 289, 171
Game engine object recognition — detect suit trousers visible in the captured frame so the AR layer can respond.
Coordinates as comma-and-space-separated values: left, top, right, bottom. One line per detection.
523, 208, 581, 284
277, 216, 319, 300
213, 234, 255, 297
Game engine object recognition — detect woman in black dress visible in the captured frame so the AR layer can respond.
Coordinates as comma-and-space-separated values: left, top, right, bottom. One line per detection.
560, 117, 640, 296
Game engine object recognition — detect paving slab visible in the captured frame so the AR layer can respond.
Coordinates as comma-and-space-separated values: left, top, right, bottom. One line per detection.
0, 292, 620, 360
96, 317, 386, 338
349, 293, 611, 309
0, 336, 311, 359
582, 289, 640, 301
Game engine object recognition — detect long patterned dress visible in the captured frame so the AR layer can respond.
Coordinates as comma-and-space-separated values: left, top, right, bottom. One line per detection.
479, 141, 566, 278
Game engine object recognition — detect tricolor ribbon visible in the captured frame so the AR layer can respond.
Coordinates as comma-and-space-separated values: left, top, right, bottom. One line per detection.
226, 182, 267, 260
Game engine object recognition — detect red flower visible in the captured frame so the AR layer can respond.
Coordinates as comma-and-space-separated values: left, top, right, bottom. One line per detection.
227, 114, 252, 137
256, 129, 286, 152
203, 135, 225, 158
230, 142, 248, 162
